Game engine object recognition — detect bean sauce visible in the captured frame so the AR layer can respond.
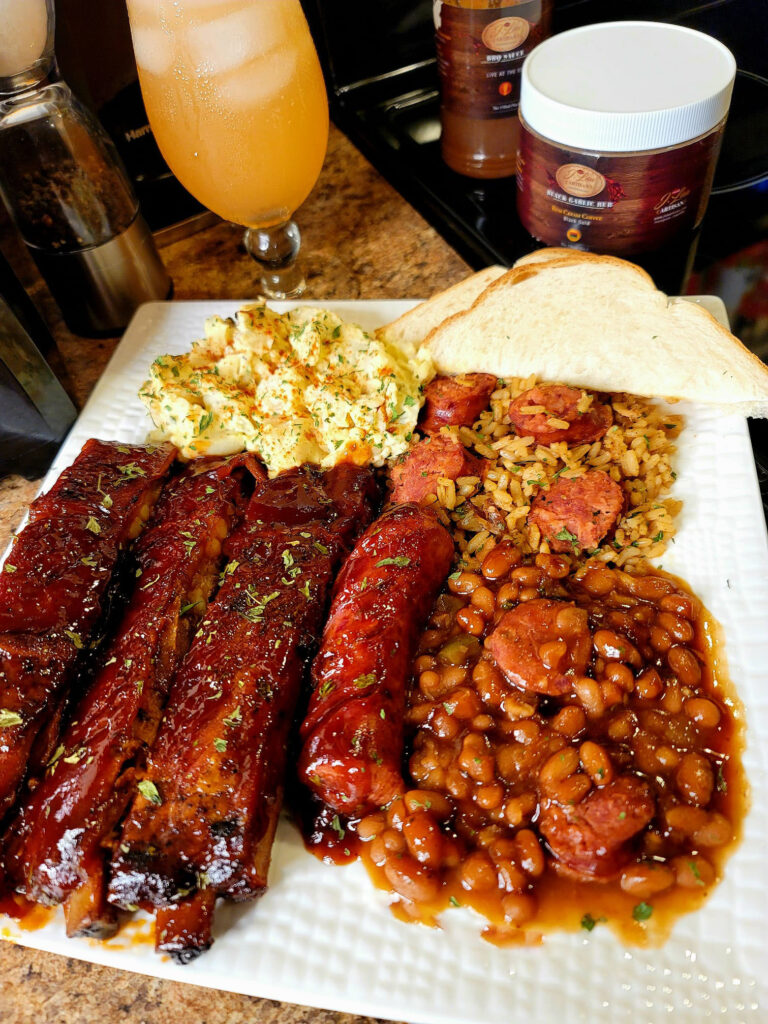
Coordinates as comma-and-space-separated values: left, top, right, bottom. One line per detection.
348, 548, 745, 946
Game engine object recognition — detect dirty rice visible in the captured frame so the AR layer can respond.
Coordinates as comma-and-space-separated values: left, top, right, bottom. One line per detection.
424, 377, 683, 572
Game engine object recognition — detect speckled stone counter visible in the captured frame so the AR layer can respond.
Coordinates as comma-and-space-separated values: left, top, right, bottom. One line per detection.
0, 123, 469, 1023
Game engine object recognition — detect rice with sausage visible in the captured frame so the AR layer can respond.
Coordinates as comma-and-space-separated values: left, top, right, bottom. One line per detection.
422, 377, 682, 571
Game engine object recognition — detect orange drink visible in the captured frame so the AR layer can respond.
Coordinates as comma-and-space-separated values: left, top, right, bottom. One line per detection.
126, 0, 329, 230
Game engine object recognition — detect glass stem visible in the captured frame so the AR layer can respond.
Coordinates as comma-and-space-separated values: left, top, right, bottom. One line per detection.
244, 219, 305, 300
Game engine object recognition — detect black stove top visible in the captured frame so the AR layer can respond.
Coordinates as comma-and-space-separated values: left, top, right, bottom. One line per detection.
327, 65, 766, 278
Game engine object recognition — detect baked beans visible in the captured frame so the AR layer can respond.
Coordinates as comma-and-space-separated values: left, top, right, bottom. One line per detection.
350, 550, 741, 943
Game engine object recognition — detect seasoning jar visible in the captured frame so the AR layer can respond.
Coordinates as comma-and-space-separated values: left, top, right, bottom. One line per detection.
0, 0, 171, 337
435, 0, 552, 179
516, 22, 736, 268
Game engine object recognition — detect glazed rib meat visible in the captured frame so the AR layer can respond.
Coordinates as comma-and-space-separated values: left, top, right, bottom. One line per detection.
2, 459, 248, 937
108, 463, 377, 961
299, 503, 455, 817
0, 440, 175, 815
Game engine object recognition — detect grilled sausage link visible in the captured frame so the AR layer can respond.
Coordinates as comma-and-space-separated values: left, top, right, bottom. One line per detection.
299, 503, 455, 816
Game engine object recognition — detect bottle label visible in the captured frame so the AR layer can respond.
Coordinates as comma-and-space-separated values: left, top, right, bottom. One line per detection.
516, 127, 723, 255
435, 2, 547, 119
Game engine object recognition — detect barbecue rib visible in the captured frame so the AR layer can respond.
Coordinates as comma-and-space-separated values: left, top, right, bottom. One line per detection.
108, 463, 377, 960
0, 440, 175, 816
2, 459, 249, 937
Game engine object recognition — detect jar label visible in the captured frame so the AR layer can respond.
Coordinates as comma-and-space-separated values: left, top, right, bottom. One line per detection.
516, 128, 723, 255
482, 17, 530, 53
554, 164, 607, 199
435, 2, 548, 120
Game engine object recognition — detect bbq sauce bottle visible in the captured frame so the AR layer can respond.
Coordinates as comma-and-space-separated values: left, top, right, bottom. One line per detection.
435, 0, 552, 179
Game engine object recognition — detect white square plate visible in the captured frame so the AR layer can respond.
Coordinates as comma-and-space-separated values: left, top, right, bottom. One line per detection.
3, 298, 768, 1024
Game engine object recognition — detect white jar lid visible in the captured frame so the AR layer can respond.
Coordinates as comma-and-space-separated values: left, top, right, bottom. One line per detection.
520, 21, 736, 153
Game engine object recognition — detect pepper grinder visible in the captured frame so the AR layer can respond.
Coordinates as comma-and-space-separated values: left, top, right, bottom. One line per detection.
0, 0, 171, 337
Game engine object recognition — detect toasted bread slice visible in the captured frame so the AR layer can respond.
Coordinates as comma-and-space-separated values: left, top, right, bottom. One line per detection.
379, 265, 506, 350
425, 255, 768, 416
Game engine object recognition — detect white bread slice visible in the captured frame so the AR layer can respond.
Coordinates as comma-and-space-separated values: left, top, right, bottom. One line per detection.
515, 248, 656, 285
378, 265, 506, 350
515, 247, 583, 268
425, 255, 768, 417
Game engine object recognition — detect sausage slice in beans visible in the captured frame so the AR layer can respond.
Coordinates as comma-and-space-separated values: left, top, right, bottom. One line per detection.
509, 384, 612, 445
390, 434, 483, 504
539, 775, 655, 879
530, 470, 624, 553
485, 599, 591, 696
420, 374, 497, 433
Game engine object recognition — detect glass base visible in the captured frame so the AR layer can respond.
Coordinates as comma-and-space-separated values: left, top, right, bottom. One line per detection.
257, 267, 306, 300
244, 221, 305, 300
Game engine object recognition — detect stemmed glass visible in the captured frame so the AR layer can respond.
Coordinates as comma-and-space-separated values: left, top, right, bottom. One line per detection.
125, 0, 329, 298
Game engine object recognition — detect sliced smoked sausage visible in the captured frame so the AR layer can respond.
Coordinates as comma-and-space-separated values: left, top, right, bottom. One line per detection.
389, 434, 483, 504
530, 470, 624, 553
509, 384, 612, 446
539, 775, 655, 879
420, 373, 497, 433
485, 599, 591, 696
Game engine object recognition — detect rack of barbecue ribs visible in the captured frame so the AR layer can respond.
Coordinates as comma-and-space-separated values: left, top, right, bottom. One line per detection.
108, 463, 378, 961
0, 440, 175, 816
298, 503, 454, 824
2, 457, 254, 937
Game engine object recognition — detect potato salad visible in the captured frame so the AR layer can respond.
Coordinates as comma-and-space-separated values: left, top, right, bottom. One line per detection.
139, 303, 434, 475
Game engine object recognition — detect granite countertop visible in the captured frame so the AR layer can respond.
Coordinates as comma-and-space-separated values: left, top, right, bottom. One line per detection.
0, 124, 469, 1024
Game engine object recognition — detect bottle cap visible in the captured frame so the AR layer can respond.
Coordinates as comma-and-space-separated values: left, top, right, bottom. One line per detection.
520, 21, 736, 153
